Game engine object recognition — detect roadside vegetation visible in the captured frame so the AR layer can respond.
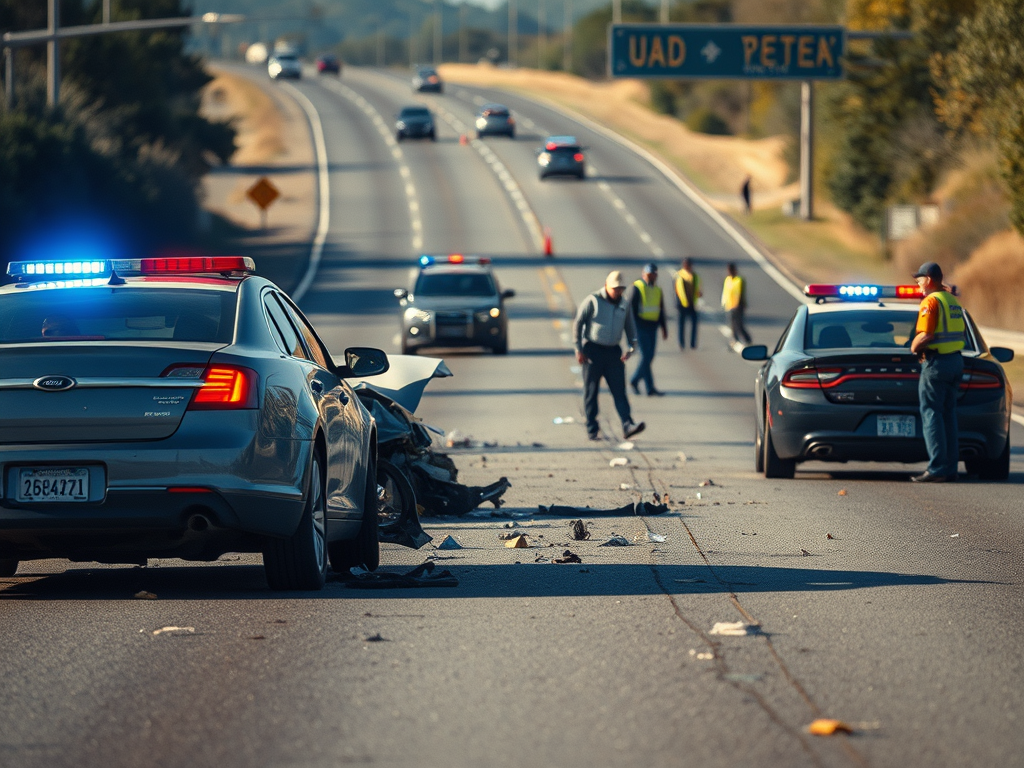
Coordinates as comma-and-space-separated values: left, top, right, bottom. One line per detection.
0, 0, 235, 264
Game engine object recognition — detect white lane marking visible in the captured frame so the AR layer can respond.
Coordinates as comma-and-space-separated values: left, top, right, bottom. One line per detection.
718, 324, 746, 354
318, 78, 423, 252
279, 82, 330, 304
1012, 412, 1024, 427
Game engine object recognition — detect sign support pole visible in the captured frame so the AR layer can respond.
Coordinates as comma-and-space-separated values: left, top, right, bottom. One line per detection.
4, 47, 12, 110
47, 0, 59, 107
800, 80, 814, 221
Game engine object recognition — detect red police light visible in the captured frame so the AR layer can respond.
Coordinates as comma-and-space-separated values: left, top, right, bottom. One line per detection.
138, 257, 255, 275
895, 285, 924, 298
448, 254, 465, 264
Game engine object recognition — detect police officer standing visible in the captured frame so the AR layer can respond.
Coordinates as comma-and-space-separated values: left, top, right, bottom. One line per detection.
909, 262, 965, 482
574, 271, 646, 441
674, 257, 701, 349
629, 263, 668, 396
721, 262, 751, 345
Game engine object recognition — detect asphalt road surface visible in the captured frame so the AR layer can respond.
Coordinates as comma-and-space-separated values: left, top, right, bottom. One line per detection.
2, 65, 1022, 768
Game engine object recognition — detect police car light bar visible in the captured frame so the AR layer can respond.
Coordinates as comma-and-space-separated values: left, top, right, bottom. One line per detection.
804, 284, 926, 301
6, 256, 255, 282
419, 254, 491, 267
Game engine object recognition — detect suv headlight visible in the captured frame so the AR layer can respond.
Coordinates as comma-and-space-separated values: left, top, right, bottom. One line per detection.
475, 307, 501, 322
404, 308, 431, 323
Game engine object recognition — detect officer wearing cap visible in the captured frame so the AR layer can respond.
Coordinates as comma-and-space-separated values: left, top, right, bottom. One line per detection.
629, 263, 668, 397
573, 271, 645, 441
909, 261, 965, 482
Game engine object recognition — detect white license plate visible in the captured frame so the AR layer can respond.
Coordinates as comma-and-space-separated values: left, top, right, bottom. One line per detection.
436, 326, 468, 338
877, 415, 915, 437
16, 467, 90, 502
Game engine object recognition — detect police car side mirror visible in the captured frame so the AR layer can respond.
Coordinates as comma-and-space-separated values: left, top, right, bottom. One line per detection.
501, 289, 515, 300
990, 346, 1014, 364
741, 344, 768, 361
394, 288, 408, 300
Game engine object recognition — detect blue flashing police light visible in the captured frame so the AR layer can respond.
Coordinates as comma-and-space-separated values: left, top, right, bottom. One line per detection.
7, 260, 110, 280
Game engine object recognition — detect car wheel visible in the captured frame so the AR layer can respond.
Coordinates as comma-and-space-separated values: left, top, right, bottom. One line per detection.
429, 130, 436, 141
967, 435, 1010, 480
508, 130, 515, 139
493, 337, 508, 355
264, 451, 328, 590
763, 419, 795, 479
0, 559, 18, 577
754, 404, 765, 473
376, 457, 416, 525
328, 454, 380, 572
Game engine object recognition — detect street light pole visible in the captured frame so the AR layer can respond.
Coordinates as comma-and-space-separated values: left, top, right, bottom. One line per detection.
508, 0, 517, 67
459, 4, 467, 64
660, 0, 669, 23
613, 0, 621, 24
103, 0, 111, 25
433, 0, 441, 65
4, 47, 12, 110
800, 81, 814, 220
47, 0, 59, 107
538, 0, 546, 69
563, 0, 572, 72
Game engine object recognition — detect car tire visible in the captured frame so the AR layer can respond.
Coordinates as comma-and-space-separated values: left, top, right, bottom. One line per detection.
763, 421, 795, 479
967, 435, 1010, 480
508, 129, 515, 139
264, 451, 328, 590
0, 559, 18, 577
429, 130, 436, 141
755, 405, 765, 473
375, 456, 417, 530
328, 455, 380, 572
493, 337, 508, 355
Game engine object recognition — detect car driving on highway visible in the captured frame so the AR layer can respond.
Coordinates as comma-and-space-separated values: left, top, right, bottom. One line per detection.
395, 105, 436, 141
411, 66, 443, 93
315, 53, 341, 75
742, 283, 1013, 479
537, 136, 586, 180
475, 104, 516, 139
0, 256, 390, 590
394, 254, 514, 355
268, 52, 302, 80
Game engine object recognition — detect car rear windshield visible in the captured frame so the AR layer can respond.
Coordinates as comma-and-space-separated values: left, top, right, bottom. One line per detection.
805, 308, 975, 351
415, 272, 496, 297
0, 287, 237, 344
401, 107, 430, 117
550, 146, 581, 154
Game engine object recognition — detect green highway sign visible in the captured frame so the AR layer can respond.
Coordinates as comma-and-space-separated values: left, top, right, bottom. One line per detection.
610, 24, 845, 80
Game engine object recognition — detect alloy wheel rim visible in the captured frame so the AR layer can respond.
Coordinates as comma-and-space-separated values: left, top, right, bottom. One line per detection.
311, 462, 326, 568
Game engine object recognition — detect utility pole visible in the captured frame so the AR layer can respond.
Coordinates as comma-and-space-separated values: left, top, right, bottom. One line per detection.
613, 0, 621, 24
4, 47, 12, 110
103, 0, 111, 25
47, 0, 59, 107
508, 0, 517, 67
660, 0, 669, 23
433, 0, 441, 65
800, 81, 814, 220
563, 0, 572, 72
538, 0, 546, 69
459, 4, 467, 64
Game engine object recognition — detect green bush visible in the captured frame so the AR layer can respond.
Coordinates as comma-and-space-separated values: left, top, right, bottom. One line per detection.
686, 107, 731, 136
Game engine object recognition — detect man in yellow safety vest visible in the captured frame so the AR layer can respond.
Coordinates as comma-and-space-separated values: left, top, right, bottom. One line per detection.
674, 257, 702, 349
721, 262, 751, 345
629, 263, 668, 396
909, 261, 965, 483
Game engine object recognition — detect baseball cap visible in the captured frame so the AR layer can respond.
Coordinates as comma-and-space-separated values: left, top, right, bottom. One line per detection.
912, 261, 943, 281
642, 262, 658, 274
606, 270, 627, 289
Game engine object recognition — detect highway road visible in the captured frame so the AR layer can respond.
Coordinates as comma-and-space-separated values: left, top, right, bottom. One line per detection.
1, 65, 1022, 768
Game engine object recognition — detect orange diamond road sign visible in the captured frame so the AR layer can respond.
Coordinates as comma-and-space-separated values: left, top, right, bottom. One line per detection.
246, 177, 280, 210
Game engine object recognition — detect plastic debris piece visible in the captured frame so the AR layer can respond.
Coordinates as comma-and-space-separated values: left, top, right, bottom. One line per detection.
498, 531, 522, 540
677, 452, 688, 463
505, 534, 530, 548
838, 489, 847, 496
552, 416, 576, 425
152, 626, 194, 636
695, 492, 702, 500
445, 430, 472, 448
689, 649, 714, 660
616, 441, 634, 451
503, 521, 519, 529
568, 519, 591, 541
826, 533, 834, 539
343, 561, 458, 589
599, 536, 631, 546
619, 483, 635, 490
808, 719, 854, 736
801, 549, 811, 556
647, 532, 667, 543
609, 457, 629, 467
553, 550, 582, 564
950, 533, 960, 538
134, 590, 157, 600
724, 673, 764, 683
698, 479, 715, 487
436, 535, 462, 550
365, 633, 388, 642
709, 621, 760, 636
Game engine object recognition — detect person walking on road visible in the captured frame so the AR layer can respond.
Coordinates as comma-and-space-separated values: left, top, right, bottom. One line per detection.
674, 257, 701, 349
909, 261, 965, 483
574, 271, 646, 441
629, 263, 668, 396
721, 262, 751, 345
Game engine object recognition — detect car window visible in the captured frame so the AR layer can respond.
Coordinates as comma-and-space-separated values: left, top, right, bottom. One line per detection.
415, 272, 497, 297
774, 315, 796, 355
804, 309, 918, 350
0, 288, 236, 344
263, 293, 307, 359
401, 107, 430, 117
278, 295, 330, 369
550, 146, 581, 155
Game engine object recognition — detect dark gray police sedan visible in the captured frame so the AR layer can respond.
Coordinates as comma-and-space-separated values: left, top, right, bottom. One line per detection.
0, 256, 389, 590
742, 283, 1013, 480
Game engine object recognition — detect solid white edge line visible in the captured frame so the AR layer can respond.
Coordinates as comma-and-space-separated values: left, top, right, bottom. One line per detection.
280, 82, 330, 305
1012, 412, 1024, 427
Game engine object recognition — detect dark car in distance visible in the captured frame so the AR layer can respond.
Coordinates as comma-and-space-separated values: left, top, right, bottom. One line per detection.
475, 104, 515, 138
316, 53, 341, 75
395, 255, 514, 355
412, 66, 443, 93
742, 283, 1013, 480
396, 105, 436, 141
537, 136, 586, 180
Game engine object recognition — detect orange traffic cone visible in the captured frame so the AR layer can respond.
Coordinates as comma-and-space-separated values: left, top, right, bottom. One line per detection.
459, 133, 468, 146
543, 227, 553, 257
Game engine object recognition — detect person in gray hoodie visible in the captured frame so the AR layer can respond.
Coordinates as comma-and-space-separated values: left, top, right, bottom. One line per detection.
573, 270, 646, 441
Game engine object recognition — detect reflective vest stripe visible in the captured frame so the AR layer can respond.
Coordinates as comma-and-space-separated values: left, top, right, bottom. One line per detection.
925, 292, 965, 354
634, 280, 662, 321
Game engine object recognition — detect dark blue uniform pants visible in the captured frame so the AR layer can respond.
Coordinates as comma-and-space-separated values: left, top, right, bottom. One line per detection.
630, 321, 659, 394
582, 341, 633, 437
677, 305, 698, 349
919, 352, 963, 477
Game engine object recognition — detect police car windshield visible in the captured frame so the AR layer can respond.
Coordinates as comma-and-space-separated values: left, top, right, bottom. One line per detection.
0, 289, 236, 344
805, 308, 974, 351
415, 272, 496, 297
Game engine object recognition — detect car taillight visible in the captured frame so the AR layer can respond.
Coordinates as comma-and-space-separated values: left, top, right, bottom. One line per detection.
781, 367, 842, 389
574, 153, 585, 162
164, 364, 259, 409
960, 370, 1003, 390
